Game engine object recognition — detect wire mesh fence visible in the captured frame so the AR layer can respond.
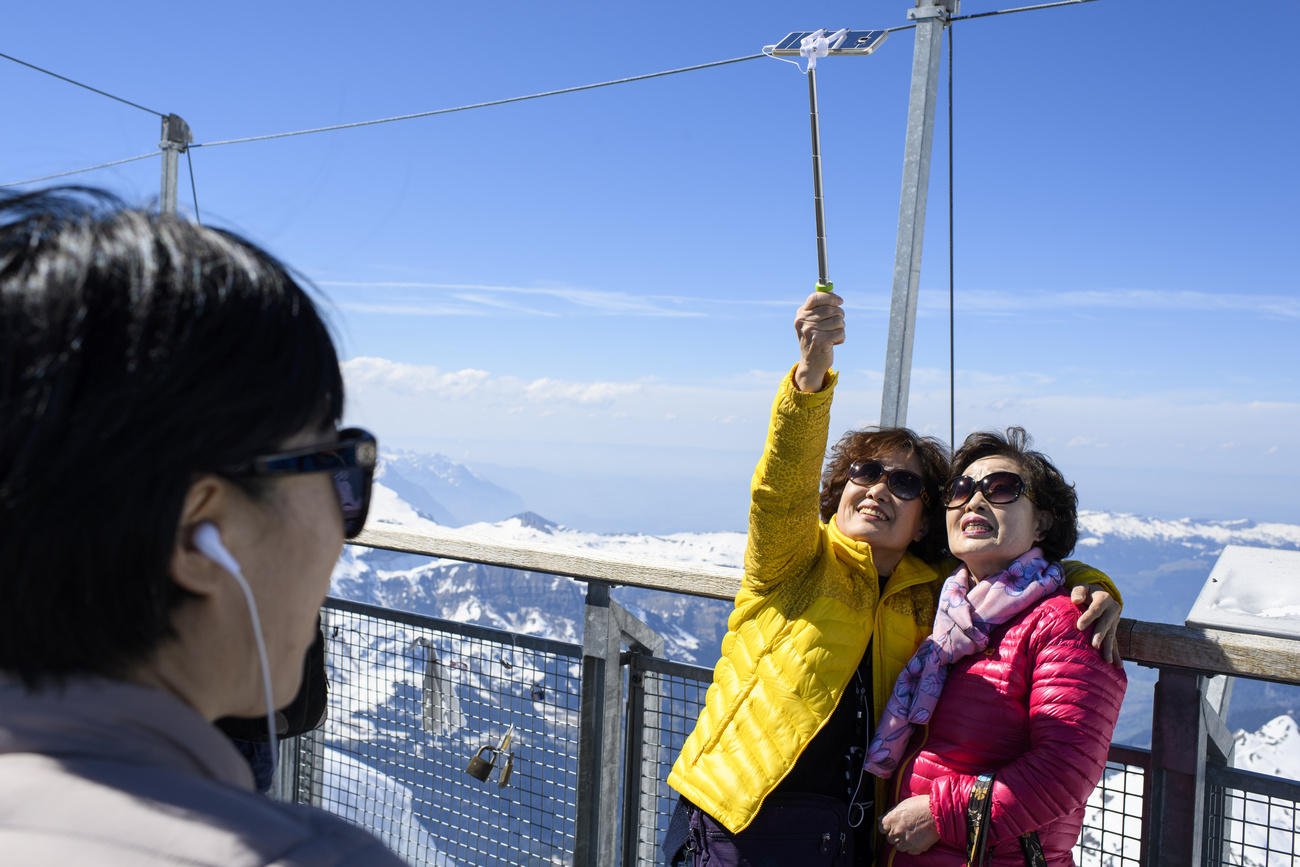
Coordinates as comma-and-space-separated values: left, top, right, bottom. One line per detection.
279, 598, 1300, 867
622, 654, 712, 866
1206, 763, 1300, 866
282, 598, 584, 866
1074, 746, 1148, 866
624, 654, 1157, 867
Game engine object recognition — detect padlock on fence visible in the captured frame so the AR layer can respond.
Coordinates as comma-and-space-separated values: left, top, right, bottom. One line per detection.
465, 725, 514, 785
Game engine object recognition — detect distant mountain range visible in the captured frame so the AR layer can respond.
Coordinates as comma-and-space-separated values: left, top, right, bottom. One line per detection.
375, 449, 525, 526
337, 449, 1300, 748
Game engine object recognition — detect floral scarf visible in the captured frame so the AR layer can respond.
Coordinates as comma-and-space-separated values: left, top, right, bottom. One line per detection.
864, 548, 1064, 777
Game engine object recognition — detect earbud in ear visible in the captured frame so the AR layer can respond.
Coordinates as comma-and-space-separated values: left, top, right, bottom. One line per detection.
194, 522, 243, 579
194, 521, 278, 753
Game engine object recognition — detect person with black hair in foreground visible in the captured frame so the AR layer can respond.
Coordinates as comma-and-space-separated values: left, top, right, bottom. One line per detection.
0, 188, 403, 865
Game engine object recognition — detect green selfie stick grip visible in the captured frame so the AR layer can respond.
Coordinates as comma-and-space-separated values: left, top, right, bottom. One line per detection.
815, 281, 834, 293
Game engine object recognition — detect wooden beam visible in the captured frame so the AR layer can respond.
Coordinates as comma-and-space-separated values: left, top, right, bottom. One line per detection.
1116, 618, 1300, 685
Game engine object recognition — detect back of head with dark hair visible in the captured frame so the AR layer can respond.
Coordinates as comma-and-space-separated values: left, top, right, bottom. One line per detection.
949, 426, 1078, 562
820, 427, 951, 562
0, 187, 344, 688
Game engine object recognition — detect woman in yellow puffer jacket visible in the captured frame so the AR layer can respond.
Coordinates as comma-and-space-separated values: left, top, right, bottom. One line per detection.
663, 291, 1122, 866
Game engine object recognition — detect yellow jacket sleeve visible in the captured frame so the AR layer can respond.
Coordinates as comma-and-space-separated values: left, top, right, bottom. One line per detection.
742, 366, 837, 595
1061, 560, 1123, 607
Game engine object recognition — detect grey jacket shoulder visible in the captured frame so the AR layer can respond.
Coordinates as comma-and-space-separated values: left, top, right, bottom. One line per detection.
0, 753, 407, 866
0, 678, 406, 866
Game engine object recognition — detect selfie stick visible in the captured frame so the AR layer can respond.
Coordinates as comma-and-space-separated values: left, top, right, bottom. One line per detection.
809, 66, 831, 293
799, 29, 848, 293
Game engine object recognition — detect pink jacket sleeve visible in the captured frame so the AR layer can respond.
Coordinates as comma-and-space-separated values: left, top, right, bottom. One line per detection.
928, 599, 1128, 846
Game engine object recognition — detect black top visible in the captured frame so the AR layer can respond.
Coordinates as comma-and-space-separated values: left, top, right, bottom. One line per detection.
769, 572, 892, 864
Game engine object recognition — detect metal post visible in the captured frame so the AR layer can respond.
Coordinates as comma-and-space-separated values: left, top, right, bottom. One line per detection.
1147, 669, 1206, 865
615, 609, 665, 867
576, 582, 666, 867
575, 582, 629, 867
880, 0, 958, 427
1200, 674, 1236, 864
158, 114, 192, 215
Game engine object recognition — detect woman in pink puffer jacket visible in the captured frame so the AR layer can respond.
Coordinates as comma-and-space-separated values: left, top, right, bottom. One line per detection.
867, 428, 1127, 866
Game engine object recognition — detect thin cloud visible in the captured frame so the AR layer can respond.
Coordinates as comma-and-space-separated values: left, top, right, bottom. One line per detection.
343, 357, 640, 407
320, 280, 703, 318
325, 280, 1298, 322
338, 301, 484, 316
927, 288, 1300, 319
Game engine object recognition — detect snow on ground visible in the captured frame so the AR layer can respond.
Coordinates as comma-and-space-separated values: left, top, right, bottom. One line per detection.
1222, 716, 1300, 867
322, 746, 456, 866
1187, 546, 1300, 640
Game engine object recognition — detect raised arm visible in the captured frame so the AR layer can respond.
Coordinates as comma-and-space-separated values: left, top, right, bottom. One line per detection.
742, 292, 845, 594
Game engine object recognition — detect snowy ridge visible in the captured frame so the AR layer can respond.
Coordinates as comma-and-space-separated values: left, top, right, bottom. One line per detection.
368, 479, 745, 573
1078, 510, 1300, 550
1235, 714, 1300, 780
376, 450, 525, 527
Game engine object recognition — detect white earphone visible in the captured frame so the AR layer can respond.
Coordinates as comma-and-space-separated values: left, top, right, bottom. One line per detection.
194, 522, 279, 758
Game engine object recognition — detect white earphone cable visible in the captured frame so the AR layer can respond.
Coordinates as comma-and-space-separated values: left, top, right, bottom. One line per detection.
194, 523, 278, 759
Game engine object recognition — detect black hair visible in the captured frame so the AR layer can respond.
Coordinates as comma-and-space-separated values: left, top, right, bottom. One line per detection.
820, 426, 951, 563
0, 187, 344, 688
949, 426, 1078, 562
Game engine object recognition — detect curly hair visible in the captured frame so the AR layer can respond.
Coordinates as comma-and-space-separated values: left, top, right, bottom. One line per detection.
819, 427, 951, 563
949, 426, 1078, 562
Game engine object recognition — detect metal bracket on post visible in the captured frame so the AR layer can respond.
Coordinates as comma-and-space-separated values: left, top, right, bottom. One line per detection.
879, 0, 958, 428
158, 113, 192, 216
575, 582, 665, 867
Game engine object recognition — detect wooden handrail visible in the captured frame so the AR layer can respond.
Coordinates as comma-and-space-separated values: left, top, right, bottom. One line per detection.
351, 525, 1300, 684
1116, 618, 1300, 686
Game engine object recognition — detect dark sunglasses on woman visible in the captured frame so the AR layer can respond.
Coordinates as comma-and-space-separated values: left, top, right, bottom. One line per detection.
847, 459, 927, 502
224, 428, 378, 538
943, 471, 1029, 509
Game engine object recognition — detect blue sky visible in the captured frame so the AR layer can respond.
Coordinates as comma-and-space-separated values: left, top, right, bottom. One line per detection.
5, 1, 1298, 533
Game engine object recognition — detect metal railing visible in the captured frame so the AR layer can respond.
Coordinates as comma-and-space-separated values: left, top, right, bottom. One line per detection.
1075, 746, 1149, 866
1205, 764, 1300, 865
271, 526, 1300, 866
278, 597, 585, 866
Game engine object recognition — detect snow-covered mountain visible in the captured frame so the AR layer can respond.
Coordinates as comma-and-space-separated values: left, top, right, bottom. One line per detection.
376, 449, 526, 527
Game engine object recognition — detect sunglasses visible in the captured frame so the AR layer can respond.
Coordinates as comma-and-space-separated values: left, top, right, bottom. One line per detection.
847, 459, 927, 502
225, 428, 378, 538
943, 471, 1029, 509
